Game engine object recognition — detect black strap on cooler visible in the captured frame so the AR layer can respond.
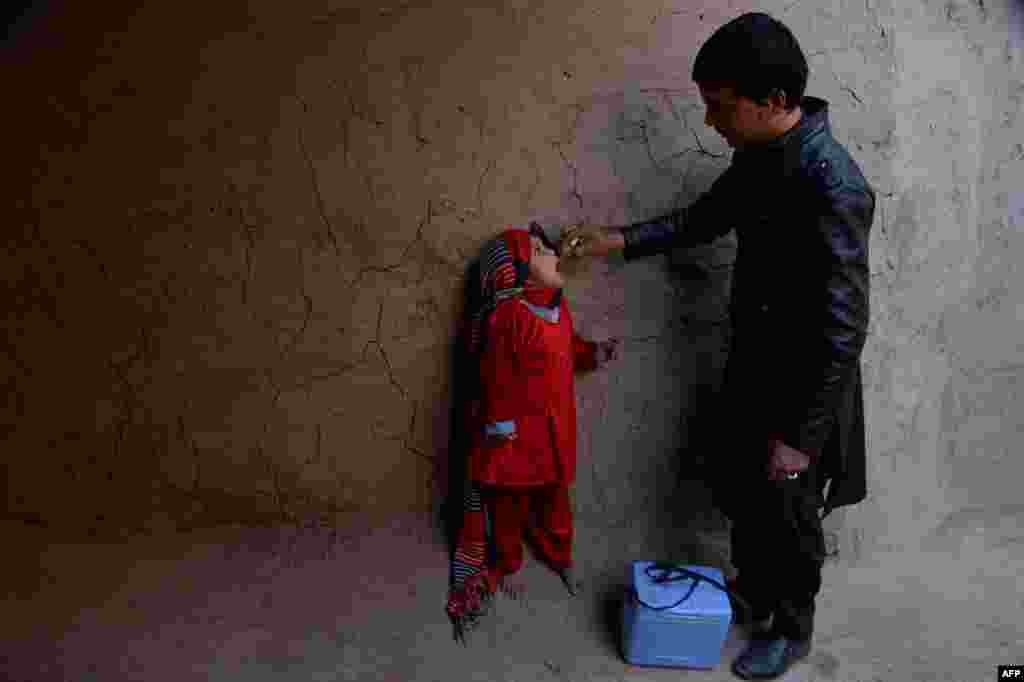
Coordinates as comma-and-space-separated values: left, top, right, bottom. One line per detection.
629, 562, 751, 613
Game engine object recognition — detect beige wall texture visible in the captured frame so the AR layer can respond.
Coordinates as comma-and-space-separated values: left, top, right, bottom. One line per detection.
4, 0, 1024, 576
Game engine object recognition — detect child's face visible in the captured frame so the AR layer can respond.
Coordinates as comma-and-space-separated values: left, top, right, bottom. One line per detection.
527, 234, 564, 289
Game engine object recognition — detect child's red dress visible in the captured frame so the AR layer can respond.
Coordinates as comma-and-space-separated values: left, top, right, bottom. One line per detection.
469, 289, 597, 573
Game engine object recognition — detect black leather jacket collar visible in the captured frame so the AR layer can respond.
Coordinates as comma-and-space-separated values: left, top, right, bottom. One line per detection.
733, 96, 831, 176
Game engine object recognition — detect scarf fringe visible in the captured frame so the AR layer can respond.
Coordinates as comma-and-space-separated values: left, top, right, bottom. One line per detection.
447, 573, 496, 644
446, 574, 528, 643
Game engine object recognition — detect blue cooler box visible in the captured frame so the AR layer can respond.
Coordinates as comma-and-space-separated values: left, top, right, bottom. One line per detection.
621, 561, 732, 669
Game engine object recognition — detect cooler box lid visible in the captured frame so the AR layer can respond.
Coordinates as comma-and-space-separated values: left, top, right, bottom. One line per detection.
631, 561, 731, 617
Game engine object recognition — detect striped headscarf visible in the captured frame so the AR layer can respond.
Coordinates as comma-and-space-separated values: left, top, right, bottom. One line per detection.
467, 222, 560, 357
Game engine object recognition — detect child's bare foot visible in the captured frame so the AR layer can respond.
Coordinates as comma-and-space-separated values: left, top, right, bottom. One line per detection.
558, 567, 581, 596
500, 577, 528, 601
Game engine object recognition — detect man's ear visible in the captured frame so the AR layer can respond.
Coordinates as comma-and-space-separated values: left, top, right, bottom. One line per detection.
769, 88, 792, 111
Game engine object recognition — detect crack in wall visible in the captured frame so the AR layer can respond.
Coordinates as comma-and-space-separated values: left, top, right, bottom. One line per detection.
71, 238, 110, 281
399, 56, 431, 149
253, 437, 287, 520
476, 160, 496, 217
650, 8, 687, 26
347, 199, 434, 289
618, 91, 727, 184
306, 423, 323, 466
362, 302, 408, 401
830, 71, 864, 107
403, 400, 431, 463
289, 360, 366, 395
455, 103, 489, 147
227, 180, 258, 305
865, 0, 890, 45
552, 141, 584, 211
296, 95, 342, 258
284, 293, 315, 360
104, 323, 159, 479
175, 414, 202, 495
782, 0, 809, 14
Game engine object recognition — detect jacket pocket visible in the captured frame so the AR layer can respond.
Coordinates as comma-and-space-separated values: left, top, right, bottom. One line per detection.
491, 414, 559, 485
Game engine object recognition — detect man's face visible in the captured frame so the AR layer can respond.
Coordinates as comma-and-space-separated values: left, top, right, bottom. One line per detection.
699, 84, 775, 148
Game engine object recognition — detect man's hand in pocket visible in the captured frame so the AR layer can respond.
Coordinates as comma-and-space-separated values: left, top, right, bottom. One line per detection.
767, 439, 810, 480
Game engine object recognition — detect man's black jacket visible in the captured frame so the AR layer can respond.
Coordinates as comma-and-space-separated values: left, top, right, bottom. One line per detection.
620, 96, 875, 515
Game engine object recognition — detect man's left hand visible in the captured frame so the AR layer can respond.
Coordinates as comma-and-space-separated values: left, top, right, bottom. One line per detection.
767, 439, 811, 480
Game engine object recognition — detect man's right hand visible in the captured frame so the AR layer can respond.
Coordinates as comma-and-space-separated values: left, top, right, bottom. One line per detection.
560, 223, 625, 258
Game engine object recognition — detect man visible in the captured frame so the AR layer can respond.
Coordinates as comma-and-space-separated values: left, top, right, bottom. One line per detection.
562, 12, 874, 680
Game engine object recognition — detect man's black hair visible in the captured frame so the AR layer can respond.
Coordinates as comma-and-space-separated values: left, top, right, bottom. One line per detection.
692, 12, 808, 110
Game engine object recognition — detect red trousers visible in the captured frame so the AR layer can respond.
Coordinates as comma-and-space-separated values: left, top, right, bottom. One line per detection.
488, 485, 573, 575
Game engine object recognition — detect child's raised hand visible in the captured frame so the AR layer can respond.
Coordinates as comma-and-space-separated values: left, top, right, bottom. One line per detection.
595, 338, 620, 368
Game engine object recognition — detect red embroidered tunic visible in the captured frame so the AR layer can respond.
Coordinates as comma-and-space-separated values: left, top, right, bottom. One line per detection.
469, 291, 597, 487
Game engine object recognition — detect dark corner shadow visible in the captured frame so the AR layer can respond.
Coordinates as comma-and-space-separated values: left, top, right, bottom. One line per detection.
435, 257, 482, 558
2, 0, 53, 45
598, 581, 628, 659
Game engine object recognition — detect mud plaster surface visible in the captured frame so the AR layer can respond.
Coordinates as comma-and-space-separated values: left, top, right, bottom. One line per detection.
3, 0, 1024, 680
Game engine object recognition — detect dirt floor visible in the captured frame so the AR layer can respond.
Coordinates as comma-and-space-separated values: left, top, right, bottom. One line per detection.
3, 512, 1018, 682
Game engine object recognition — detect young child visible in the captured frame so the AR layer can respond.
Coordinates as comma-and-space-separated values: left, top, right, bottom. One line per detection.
446, 222, 618, 640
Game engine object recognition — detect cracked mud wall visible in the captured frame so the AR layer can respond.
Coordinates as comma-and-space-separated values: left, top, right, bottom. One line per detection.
846, 0, 1024, 557
3, 0, 1024, 569
0, 0, 744, 541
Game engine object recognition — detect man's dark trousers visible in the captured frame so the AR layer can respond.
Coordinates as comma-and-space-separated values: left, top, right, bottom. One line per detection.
728, 452, 827, 642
